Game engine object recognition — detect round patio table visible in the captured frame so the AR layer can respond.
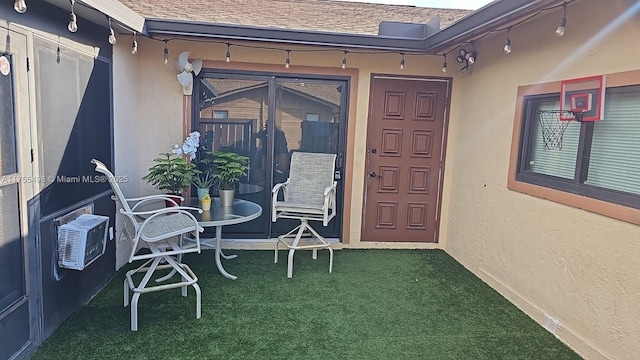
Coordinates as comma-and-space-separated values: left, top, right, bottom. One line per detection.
185, 197, 262, 280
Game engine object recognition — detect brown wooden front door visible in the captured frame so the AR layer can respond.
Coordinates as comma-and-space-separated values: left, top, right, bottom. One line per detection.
361, 75, 450, 243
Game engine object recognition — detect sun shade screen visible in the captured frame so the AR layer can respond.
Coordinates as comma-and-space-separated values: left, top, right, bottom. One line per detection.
586, 91, 640, 195
287, 152, 336, 206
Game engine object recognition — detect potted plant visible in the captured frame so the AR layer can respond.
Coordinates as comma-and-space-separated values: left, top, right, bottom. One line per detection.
193, 171, 215, 200
211, 150, 249, 206
142, 153, 198, 206
200, 192, 212, 211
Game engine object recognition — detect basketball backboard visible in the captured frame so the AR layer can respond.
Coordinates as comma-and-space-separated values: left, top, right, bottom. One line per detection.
560, 75, 605, 121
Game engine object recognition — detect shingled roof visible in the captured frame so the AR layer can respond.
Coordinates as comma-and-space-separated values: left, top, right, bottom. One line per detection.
119, 0, 472, 36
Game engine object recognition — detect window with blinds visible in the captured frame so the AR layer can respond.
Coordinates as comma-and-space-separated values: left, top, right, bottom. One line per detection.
528, 100, 579, 179
586, 90, 640, 195
517, 86, 640, 209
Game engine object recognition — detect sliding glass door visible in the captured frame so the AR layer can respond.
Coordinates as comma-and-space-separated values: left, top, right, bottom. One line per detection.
195, 72, 348, 239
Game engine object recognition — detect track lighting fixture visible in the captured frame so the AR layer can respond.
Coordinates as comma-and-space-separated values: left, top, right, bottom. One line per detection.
556, 2, 567, 37
456, 48, 476, 72
67, 0, 77, 33
225, 43, 231, 63
341, 51, 348, 69
163, 40, 169, 64
108, 17, 116, 45
131, 32, 138, 54
400, 53, 405, 70
285, 49, 290, 68
442, 54, 447, 73
14, 0, 27, 13
503, 28, 512, 54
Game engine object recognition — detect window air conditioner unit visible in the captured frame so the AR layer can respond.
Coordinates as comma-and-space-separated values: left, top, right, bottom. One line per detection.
57, 214, 109, 270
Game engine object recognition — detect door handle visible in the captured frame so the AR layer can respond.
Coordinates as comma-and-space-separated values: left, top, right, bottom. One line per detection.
369, 171, 381, 178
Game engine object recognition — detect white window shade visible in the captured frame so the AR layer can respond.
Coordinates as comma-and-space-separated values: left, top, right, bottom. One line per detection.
529, 100, 579, 179
586, 91, 640, 195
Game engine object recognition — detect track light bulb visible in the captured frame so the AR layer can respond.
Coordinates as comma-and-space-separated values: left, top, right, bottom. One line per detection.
226, 51, 230, 62
108, 28, 117, 45
285, 50, 290, 69
468, 52, 476, 64
400, 54, 405, 70
442, 60, 447, 73
556, 18, 566, 37
14, 0, 27, 13
341, 51, 348, 70
67, 13, 78, 33
131, 40, 138, 54
556, 3, 567, 37
503, 38, 512, 54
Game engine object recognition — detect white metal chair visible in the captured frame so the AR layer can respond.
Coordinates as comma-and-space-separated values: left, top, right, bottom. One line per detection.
92, 159, 204, 331
271, 152, 337, 278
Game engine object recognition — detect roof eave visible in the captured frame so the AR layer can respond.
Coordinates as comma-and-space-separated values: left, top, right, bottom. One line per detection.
144, 0, 565, 54
145, 19, 429, 52
423, 0, 563, 53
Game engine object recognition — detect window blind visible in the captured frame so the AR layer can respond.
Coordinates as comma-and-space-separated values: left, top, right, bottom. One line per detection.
586, 91, 640, 195
529, 100, 579, 179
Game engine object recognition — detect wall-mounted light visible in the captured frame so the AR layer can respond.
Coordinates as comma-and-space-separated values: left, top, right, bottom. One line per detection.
14, 0, 27, 13
285, 49, 291, 68
163, 39, 169, 64
503, 28, 512, 54
107, 17, 116, 45
442, 54, 447, 73
556, 2, 567, 37
67, 0, 78, 33
456, 48, 476, 72
131, 32, 138, 54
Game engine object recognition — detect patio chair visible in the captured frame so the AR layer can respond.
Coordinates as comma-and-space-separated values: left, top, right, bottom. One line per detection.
92, 159, 204, 331
272, 152, 337, 278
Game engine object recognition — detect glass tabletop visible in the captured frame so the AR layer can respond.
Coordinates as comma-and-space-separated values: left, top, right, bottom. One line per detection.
184, 197, 262, 227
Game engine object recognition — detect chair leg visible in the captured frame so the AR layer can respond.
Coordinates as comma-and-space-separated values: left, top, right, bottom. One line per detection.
287, 221, 308, 278
328, 247, 334, 273
131, 292, 140, 331
193, 282, 201, 319
124, 277, 129, 307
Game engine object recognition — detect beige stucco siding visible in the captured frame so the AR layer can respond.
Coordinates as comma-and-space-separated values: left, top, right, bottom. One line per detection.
442, 1, 640, 359
113, 0, 640, 357
112, 37, 451, 253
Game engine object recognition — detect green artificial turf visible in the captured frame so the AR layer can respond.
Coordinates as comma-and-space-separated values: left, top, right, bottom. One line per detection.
32, 249, 581, 360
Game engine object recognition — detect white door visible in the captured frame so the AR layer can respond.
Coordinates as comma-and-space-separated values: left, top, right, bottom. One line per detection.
0, 25, 38, 360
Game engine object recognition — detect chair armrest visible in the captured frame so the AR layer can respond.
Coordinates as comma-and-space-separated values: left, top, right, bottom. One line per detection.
129, 194, 184, 210
323, 181, 337, 196
132, 207, 203, 243
271, 180, 290, 222
122, 206, 202, 217
271, 180, 289, 194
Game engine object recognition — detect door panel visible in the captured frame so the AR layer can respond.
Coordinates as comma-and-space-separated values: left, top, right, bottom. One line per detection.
0, 28, 37, 360
271, 80, 344, 238
362, 76, 449, 242
196, 75, 347, 239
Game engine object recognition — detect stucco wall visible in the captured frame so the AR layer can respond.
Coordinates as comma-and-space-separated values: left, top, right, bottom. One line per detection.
441, 0, 640, 359
112, 36, 453, 252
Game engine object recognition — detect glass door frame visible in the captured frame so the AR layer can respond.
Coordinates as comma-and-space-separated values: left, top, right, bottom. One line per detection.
193, 69, 350, 240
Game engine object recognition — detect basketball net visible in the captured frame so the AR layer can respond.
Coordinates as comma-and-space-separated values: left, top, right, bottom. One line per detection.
537, 110, 580, 150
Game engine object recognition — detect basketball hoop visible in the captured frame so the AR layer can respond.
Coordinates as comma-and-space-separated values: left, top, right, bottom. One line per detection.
537, 110, 580, 150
